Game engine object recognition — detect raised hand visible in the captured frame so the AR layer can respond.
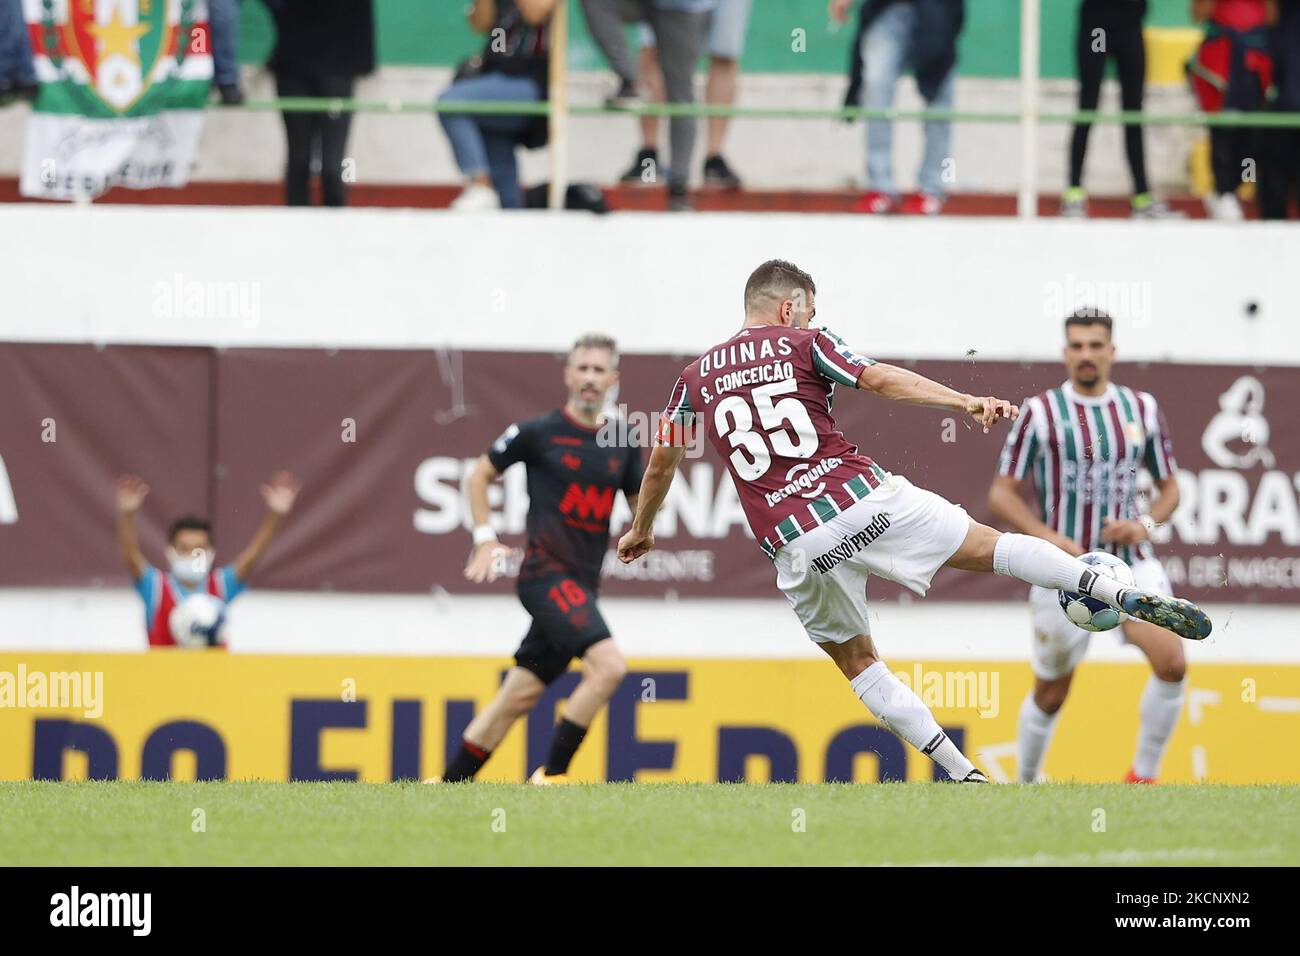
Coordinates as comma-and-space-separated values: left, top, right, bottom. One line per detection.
260, 471, 302, 515
115, 474, 150, 515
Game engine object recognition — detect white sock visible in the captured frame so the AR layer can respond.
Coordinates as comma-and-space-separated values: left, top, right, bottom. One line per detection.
1133, 675, 1185, 779
993, 533, 1128, 607
1016, 694, 1060, 782
850, 661, 976, 780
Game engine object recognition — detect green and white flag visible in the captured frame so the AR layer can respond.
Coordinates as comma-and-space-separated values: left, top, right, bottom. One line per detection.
21, 0, 213, 200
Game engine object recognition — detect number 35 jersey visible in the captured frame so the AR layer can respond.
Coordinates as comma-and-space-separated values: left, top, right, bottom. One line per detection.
658, 325, 893, 560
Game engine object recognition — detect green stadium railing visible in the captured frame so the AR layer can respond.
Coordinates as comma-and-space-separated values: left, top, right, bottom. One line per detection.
231, 0, 1300, 215
260, 97, 1300, 130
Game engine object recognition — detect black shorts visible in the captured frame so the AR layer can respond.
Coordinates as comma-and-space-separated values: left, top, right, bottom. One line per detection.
514, 573, 611, 685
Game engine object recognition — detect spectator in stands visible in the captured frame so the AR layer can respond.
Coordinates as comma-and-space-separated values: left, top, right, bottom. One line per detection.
114, 472, 301, 647
622, 0, 752, 190
438, 0, 556, 211
268, 0, 375, 207
1189, 0, 1277, 219
1259, 0, 1300, 217
582, 0, 714, 210
1063, 1, 1177, 218
835, 0, 965, 216
210, 0, 245, 105
0, 0, 37, 102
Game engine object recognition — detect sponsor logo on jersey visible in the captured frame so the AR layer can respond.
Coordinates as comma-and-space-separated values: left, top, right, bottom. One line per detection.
765, 457, 843, 507
810, 513, 892, 574
559, 484, 615, 523
561, 452, 583, 471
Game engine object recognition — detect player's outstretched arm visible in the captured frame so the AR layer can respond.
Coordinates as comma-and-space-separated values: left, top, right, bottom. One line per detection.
464, 454, 512, 584
617, 445, 685, 563
114, 474, 150, 580
856, 362, 1019, 433
233, 471, 301, 582
988, 474, 1083, 557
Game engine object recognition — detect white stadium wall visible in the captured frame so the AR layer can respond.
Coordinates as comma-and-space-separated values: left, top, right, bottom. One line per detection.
0, 203, 1297, 660
1, 203, 1297, 363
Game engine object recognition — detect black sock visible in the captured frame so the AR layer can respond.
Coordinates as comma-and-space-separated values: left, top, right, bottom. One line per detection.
442, 740, 491, 782
544, 718, 589, 776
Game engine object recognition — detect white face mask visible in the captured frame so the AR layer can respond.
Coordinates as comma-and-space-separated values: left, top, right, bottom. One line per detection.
167, 547, 214, 585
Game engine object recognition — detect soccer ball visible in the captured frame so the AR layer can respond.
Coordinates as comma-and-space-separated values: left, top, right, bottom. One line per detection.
1058, 551, 1134, 632
168, 593, 227, 648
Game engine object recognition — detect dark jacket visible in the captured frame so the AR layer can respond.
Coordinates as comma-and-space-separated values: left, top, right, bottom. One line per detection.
844, 0, 965, 111
270, 0, 376, 77
478, 0, 552, 150
1272, 0, 1300, 110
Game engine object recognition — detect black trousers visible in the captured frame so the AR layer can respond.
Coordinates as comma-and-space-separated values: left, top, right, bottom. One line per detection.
1070, 1, 1149, 194
275, 70, 357, 207
1210, 126, 1258, 197
1257, 126, 1300, 218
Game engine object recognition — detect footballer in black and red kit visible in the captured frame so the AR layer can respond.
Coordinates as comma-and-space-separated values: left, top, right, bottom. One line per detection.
438, 334, 645, 785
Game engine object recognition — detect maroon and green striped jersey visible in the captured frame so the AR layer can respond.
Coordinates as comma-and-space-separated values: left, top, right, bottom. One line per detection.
998, 381, 1176, 564
658, 325, 890, 559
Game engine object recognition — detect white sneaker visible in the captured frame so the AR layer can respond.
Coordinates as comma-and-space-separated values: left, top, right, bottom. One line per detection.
1204, 192, 1243, 221
450, 183, 501, 211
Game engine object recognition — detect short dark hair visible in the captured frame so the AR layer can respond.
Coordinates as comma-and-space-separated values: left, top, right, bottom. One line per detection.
168, 516, 213, 544
1064, 307, 1113, 337
744, 259, 816, 315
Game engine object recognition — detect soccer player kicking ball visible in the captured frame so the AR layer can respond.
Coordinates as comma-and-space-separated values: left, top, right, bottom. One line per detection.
443, 334, 645, 785
616, 260, 1210, 784
989, 309, 1188, 784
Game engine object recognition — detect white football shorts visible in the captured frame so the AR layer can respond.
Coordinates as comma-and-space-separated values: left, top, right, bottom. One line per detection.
773, 474, 971, 645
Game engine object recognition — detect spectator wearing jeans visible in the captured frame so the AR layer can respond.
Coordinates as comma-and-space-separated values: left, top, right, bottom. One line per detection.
582, 0, 714, 210
209, 0, 245, 105
835, 0, 965, 215
624, 0, 753, 189
269, 0, 375, 207
1064, 0, 1177, 219
0, 0, 37, 100
439, 0, 556, 210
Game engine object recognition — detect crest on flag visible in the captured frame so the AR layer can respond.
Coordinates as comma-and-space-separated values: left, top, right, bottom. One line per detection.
21, 0, 213, 200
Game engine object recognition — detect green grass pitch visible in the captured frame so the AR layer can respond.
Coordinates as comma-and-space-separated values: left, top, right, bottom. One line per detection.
2, 781, 1296, 866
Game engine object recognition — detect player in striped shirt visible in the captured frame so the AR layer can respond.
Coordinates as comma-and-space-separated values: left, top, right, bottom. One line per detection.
616, 260, 1210, 784
989, 309, 1186, 783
